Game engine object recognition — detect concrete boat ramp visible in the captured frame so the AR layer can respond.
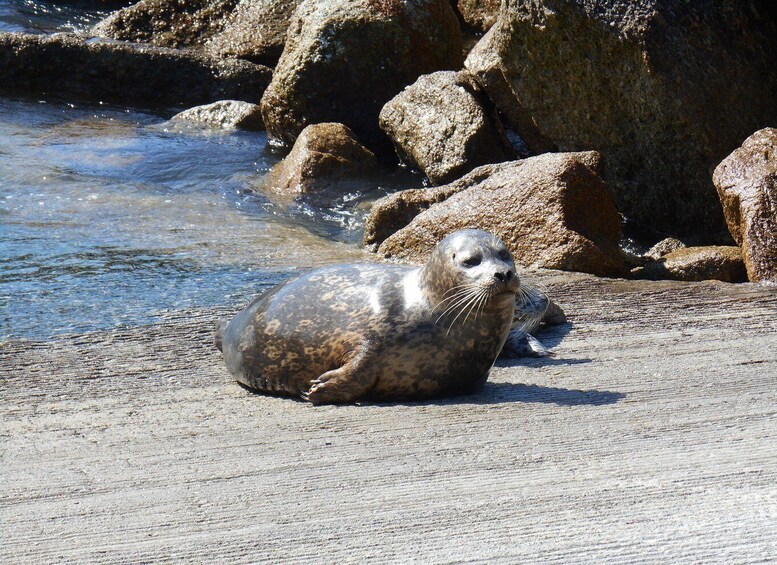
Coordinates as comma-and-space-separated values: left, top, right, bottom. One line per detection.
2, 272, 776, 563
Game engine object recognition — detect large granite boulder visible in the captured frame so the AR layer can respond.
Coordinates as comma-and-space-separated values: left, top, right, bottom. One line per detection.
637, 246, 747, 283
379, 70, 513, 185
713, 128, 777, 282
0, 32, 272, 106
365, 151, 627, 277
260, 0, 463, 150
94, 0, 238, 47
465, 0, 777, 241
206, 0, 302, 66
262, 122, 377, 197
169, 100, 264, 130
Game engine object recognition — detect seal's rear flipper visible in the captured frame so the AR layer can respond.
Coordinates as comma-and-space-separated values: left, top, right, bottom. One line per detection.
500, 330, 551, 358
214, 320, 227, 352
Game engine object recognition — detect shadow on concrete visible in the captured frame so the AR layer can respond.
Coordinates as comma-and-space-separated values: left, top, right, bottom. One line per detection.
391, 380, 625, 407
496, 356, 592, 369
470, 382, 626, 406
535, 322, 573, 350
499, 322, 574, 361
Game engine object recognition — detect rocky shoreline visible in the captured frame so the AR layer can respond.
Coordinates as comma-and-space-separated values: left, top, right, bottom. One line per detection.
1, 0, 775, 283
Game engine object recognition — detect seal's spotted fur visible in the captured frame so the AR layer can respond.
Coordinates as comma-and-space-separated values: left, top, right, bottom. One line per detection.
218, 230, 521, 404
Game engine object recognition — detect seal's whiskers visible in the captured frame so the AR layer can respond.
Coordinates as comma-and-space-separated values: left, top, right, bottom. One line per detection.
432, 283, 477, 313
461, 286, 490, 329
433, 283, 481, 321
435, 289, 481, 325
446, 285, 490, 335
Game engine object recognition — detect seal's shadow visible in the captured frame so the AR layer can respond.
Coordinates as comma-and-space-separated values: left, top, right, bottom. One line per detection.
463, 382, 625, 406
455, 321, 626, 406
532, 321, 573, 350
498, 322, 586, 368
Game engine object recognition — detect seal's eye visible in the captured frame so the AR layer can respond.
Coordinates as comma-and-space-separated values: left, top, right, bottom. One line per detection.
462, 256, 481, 267
498, 249, 511, 261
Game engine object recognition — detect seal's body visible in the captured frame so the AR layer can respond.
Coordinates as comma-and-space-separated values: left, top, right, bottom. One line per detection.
219, 230, 520, 404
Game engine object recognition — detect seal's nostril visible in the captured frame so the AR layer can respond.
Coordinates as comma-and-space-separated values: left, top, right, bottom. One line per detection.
494, 271, 506, 281
505, 271, 513, 281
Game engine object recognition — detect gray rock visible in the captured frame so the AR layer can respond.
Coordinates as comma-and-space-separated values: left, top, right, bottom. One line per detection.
713, 128, 777, 283
379, 70, 512, 185
262, 122, 377, 197
170, 100, 264, 130
206, 0, 302, 67
260, 0, 463, 150
366, 152, 628, 277
0, 32, 272, 106
465, 0, 777, 241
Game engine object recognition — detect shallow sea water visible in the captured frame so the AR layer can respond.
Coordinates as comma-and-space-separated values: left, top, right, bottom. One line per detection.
0, 0, 108, 34
0, 97, 416, 339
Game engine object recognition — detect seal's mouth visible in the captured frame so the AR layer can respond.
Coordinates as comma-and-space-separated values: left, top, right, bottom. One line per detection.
492, 278, 520, 297
495, 287, 518, 296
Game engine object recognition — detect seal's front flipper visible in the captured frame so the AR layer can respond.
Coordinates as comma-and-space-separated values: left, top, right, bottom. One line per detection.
302, 349, 377, 405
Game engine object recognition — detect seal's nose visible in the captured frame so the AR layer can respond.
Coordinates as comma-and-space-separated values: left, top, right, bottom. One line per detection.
494, 270, 513, 282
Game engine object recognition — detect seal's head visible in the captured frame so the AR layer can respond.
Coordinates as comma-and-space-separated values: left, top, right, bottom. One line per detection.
420, 229, 520, 316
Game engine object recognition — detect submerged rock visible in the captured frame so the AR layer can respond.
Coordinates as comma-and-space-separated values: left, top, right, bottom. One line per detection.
638, 247, 747, 283
260, 0, 463, 150
713, 128, 777, 283
464, 0, 777, 240
366, 152, 627, 277
206, 0, 302, 66
94, 0, 238, 48
169, 100, 264, 130
0, 32, 272, 106
379, 70, 513, 185
645, 238, 687, 261
262, 122, 377, 197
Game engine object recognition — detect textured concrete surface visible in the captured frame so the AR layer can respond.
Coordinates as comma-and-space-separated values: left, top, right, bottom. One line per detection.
2, 272, 776, 563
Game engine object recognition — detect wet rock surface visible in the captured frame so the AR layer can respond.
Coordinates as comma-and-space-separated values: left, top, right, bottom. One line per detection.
262, 122, 377, 197
367, 152, 627, 277
260, 0, 463, 150
379, 70, 512, 185
645, 237, 687, 261
94, 0, 238, 48
169, 100, 264, 130
465, 0, 777, 240
636, 246, 747, 283
0, 32, 272, 106
206, 0, 302, 66
713, 128, 777, 283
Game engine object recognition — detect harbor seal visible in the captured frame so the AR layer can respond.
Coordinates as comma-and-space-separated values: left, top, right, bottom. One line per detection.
217, 229, 521, 404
